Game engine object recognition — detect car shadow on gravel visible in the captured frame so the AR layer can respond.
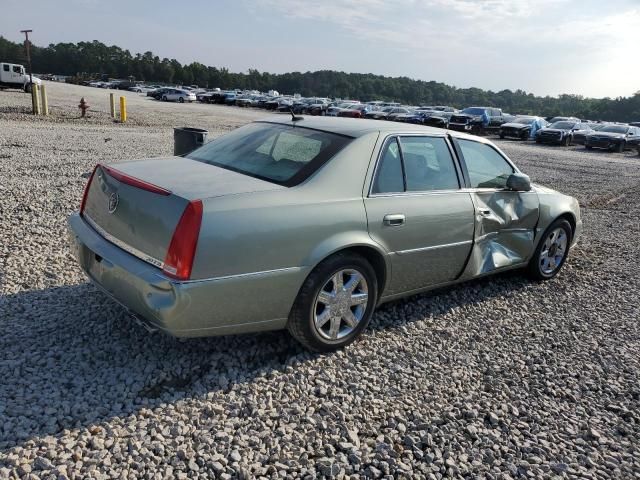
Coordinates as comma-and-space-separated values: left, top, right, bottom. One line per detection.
0, 270, 531, 450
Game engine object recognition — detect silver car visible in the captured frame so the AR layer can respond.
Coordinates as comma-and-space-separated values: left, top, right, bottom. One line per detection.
68, 117, 582, 351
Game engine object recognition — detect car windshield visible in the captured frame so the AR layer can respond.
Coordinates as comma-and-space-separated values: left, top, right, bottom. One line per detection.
461, 107, 486, 115
513, 117, 536, 125
599, 125, 629, 134
186, 122, 352, 187
550, 121, 576, 129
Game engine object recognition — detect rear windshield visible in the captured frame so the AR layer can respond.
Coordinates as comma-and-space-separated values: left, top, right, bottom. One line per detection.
186, 122, 352, 186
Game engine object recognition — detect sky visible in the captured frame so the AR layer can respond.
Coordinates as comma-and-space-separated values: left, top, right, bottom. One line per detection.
1, 0, 639, 99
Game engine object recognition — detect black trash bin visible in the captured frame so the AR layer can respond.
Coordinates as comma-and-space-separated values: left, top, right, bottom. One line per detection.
173, 127, 208, 156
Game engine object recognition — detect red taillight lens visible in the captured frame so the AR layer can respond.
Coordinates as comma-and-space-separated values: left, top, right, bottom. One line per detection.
102, 165, 171, 196
80, 165, 98, 214
163, 200, 203, 281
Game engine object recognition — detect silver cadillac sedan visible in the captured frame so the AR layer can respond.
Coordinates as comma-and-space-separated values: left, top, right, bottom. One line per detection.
68, 117, 582, 351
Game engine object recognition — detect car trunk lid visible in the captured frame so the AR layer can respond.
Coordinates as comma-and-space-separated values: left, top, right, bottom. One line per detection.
81, 158, 284, 274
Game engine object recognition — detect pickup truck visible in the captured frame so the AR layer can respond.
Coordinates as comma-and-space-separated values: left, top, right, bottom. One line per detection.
448, 107, 513, 134
0, 62, 41, 92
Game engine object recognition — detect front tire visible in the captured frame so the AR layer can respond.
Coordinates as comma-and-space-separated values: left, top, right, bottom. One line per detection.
615, 141, 625, 153
527, 219, 572, 280
178, 97, 184, 103
287, 252, 378, 352
161, 95, 168, 102
24, 83, 32, 93
563, 135, 571, 147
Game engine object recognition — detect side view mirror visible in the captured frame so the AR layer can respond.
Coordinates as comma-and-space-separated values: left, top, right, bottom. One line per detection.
506, 173, 531, 192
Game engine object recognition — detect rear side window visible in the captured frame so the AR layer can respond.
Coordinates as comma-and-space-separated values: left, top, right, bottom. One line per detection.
372, 136, 460, 194
372, 138, 404, 194
457, 139, 514, 189
3, 64, 9, 72
399, 137, 459, 191
187, 122, 352, 187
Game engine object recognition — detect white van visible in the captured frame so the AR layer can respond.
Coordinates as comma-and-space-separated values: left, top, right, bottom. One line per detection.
0, 62, 42, 92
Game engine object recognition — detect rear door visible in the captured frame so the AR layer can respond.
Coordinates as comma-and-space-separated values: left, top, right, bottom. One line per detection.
364, 135, 475, 295
452, 138, 539, 276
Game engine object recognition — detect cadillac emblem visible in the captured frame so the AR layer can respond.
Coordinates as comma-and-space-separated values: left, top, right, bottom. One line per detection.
108, 192, 119, 213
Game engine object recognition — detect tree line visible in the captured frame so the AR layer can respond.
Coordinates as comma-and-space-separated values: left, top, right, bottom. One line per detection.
1, 36, 639, 122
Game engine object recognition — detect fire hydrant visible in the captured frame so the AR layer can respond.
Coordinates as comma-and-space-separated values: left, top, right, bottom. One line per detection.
79, 97, 89, 117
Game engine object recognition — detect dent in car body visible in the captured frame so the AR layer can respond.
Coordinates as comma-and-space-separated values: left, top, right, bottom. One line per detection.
460, 191, 539, 278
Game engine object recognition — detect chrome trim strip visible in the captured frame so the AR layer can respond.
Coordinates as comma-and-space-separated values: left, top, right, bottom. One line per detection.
83, 214, 165, 269
173, 266, 304, 285
395, 239, 472, 255
369, 189, 471, 198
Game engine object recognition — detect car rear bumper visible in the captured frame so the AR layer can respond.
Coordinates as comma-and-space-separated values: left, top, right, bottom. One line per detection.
68, 213, 306, 337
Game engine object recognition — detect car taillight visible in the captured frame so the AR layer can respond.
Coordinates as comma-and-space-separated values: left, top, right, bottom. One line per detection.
163, 200, 203, 281
102, 164, 171, 196
80, 165, 98, 214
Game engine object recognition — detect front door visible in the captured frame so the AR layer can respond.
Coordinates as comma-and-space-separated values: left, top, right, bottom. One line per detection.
452, 137, 540, 277
364, 135, 475, 295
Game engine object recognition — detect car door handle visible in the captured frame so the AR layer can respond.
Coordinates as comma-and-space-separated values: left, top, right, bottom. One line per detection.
477, 208, 492, 216
383, 214, 405, 226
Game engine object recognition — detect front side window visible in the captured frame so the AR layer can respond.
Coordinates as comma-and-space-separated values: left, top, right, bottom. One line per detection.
457, 139, 514, 189
12, 65, 21, 73
399, 137, 459, 191
187, 122, 352, 186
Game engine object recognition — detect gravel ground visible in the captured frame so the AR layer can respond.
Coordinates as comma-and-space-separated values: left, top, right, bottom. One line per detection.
1, 82, 639, 479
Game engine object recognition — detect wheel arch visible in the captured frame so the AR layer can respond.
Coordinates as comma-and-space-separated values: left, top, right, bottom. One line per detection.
534, 190, 580, 250
303, 236, 391, 297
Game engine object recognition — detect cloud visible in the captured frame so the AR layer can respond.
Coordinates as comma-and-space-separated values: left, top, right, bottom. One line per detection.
251, 0, 640, 97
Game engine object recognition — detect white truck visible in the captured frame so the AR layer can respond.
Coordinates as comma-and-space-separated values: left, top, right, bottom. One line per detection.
0, 62, 42, 92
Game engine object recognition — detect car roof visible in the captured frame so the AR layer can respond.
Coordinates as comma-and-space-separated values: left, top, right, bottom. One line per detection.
258, 115, 485, 142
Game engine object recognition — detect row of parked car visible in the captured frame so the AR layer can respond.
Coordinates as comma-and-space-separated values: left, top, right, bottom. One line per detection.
493, 115, 640, 152
97, 81, 638, 154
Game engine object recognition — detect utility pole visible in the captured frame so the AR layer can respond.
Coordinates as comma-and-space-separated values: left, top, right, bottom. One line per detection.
20, 29, 33, 88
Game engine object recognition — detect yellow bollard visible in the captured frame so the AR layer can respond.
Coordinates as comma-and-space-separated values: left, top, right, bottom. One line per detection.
119, 96, 127, 122
109, 93, 116, 118
40, 83, 49, 116
31, 84, 41, 115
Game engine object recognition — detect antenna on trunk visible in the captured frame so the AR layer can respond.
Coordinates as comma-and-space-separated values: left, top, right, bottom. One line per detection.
290, 107, 303, 122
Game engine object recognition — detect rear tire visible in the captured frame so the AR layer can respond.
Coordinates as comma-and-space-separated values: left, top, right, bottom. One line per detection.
287, 252, 378, 352
527, 218, 572, 281
500, 132, 505, 139
585, 145, 593, 150
520, 131, 529, 141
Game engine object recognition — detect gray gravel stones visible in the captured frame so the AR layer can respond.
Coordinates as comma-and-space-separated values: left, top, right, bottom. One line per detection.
1, 82, 640, 478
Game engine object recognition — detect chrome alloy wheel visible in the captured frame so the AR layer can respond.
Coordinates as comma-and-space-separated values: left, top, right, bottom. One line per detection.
539, 227, 568, 275
313, 269, 369, 340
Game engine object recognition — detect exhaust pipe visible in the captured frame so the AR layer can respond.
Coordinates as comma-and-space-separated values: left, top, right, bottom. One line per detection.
130, 313, 159, 333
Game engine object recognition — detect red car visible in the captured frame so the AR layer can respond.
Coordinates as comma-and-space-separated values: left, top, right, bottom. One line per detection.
337, 105, 370, 118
